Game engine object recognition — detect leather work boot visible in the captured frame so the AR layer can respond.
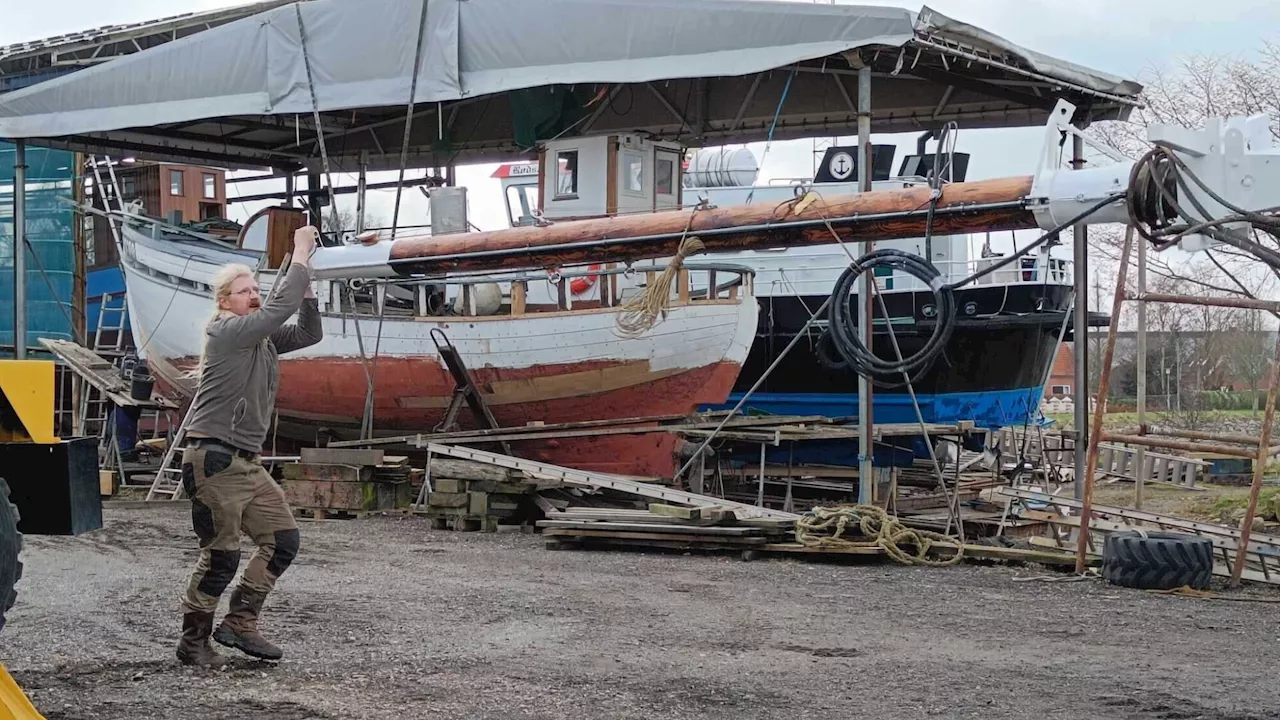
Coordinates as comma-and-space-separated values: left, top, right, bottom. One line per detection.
213, 587, 283, 660
176, 611, 229, 668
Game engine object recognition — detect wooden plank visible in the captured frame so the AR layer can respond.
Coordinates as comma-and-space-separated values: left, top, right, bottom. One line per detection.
300, 447, 385, 466
283, 478, 411, 512
282, 463, 373, 483
428, 492, 469, 508
511, 281, 527, 315
647, 503, 726, 521
998, 487, 1280, 552
549, 536, 762, 552
542, 528, 768, 545
467, 491, 522, 515
463, 479, 537, 494
427, 458, 513, 482
759, 542, 884, 556
536, 519, 761, 536
927, 543, 1090, 567
39, 338, 177, 409
434, 478, 464, 494
327, 413, 692, 448
468, 491, 489, 516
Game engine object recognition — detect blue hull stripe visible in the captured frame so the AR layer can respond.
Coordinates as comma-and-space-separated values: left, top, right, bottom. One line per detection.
701, 387, 1047, 430
697, 387, 1048, 468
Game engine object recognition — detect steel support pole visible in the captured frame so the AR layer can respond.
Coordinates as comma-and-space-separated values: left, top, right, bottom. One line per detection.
13, 140, 27, 360
356, 150, 369, 234
856, 64, 874, 505
284, 173, 295, 209
1072, 134, 1088, 500
1135, 232, 1147, 508
1076, 226, 1134, 573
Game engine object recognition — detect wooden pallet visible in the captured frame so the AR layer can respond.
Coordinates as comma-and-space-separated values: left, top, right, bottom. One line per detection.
429, 513, 499, 532
291, 507, 407, 521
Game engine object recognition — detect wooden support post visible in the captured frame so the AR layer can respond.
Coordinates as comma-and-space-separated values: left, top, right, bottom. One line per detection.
1076, 227, 1134, 573
757, 442, 766, 508
677, 268, 690, 303
511, 281, 527, 315
1231, 336, 1280, 587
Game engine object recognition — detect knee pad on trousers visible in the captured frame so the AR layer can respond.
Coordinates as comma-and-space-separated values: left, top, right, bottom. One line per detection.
197, 549, 242, 597
267, 528, 301, 577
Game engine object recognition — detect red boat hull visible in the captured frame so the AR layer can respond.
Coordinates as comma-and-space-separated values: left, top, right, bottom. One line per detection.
164, 356, 742, 478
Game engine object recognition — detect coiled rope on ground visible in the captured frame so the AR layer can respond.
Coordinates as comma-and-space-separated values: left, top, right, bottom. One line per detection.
795, 504, 963, 566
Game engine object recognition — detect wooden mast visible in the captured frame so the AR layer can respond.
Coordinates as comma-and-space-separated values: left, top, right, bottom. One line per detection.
386, 175, 1037, 274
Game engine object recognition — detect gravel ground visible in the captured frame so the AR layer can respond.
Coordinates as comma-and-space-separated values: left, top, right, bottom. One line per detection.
3, 504, 1280, 720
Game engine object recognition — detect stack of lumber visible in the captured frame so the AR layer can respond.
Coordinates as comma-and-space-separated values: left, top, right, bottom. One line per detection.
282, 448, 414, 518
537, 502, 793, 555
419, 458, 541, 532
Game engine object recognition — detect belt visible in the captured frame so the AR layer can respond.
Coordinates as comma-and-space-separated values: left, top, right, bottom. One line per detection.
185, 437, 258, 460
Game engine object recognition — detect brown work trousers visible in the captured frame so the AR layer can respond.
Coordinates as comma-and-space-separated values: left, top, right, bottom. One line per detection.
180, 443, 300, 614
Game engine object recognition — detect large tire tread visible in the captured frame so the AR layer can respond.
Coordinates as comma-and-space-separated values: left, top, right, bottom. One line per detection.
1101, 530, 1214, 591
0, 476, 22, 634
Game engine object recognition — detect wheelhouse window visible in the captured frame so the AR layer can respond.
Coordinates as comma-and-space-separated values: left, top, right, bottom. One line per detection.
622, 151, 644, 195
555, 150, 578, 199
655, 153, 676, 196
202, 172, 217, 199
169, 170, 184, 196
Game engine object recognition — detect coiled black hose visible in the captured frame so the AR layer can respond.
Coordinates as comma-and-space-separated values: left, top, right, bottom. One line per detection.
824, 194, 1125, 379
827, 248, 957, 379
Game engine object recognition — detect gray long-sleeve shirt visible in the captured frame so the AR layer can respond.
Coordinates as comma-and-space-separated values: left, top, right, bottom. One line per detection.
185, 262, 323, 454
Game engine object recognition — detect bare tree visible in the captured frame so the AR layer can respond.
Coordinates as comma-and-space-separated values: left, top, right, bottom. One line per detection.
321, 207, 386, 236
1220, 309, 1272, 415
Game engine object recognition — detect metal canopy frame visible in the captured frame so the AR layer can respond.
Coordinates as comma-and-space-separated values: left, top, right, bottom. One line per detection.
0, 1, 302, 93
1, 17, 1141, 173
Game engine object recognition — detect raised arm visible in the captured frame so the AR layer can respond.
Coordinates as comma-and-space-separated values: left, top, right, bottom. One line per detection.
271, 293, 323, 354
210, 227, 318, 348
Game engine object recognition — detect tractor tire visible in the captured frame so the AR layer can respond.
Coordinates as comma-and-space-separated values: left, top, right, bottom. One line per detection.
0, 477, 22, 634
1101, 530, 1213, 591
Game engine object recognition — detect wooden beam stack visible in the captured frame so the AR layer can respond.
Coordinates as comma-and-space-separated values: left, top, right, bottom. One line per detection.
420, 458, 538, 532
537, 502, 793, 556
282, 448, 414, 519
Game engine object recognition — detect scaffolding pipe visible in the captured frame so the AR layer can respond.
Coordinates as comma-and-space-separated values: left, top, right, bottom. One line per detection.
1075, 226, 1133, 573
1136, 235, 1147, 509
1072, 133, 1088, 501
1130, 292, 1280, 313
13, 140, 27, 360
1102, 433, 1262, 460
1139, 425, 1275, 448
857, 63, 873, 505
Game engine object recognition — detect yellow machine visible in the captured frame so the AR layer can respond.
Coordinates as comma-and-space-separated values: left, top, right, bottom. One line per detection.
0, 359, 55, 720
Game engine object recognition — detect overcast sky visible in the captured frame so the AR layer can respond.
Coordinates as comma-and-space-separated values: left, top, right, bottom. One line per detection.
4, 0, 1279, 263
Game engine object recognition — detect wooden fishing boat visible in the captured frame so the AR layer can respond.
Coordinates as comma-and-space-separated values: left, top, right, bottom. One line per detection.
118, 218, 757, 478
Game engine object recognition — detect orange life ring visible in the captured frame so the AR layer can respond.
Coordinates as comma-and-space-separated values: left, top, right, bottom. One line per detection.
570, 264, 603, 295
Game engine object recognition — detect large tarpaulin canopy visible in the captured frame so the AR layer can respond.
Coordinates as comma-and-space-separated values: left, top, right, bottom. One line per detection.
0, 0, 1142, 171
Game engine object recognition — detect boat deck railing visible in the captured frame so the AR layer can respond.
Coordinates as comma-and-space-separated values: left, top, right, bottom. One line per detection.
317, 261, 757, 320
871, 253, 1071, 293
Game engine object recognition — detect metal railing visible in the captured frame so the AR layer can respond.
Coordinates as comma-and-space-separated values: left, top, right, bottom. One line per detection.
318, 261, 756, 319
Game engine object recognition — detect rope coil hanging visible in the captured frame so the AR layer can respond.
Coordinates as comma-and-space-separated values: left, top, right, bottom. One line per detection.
795, 504, 963, 566
615, 208, 706, 337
